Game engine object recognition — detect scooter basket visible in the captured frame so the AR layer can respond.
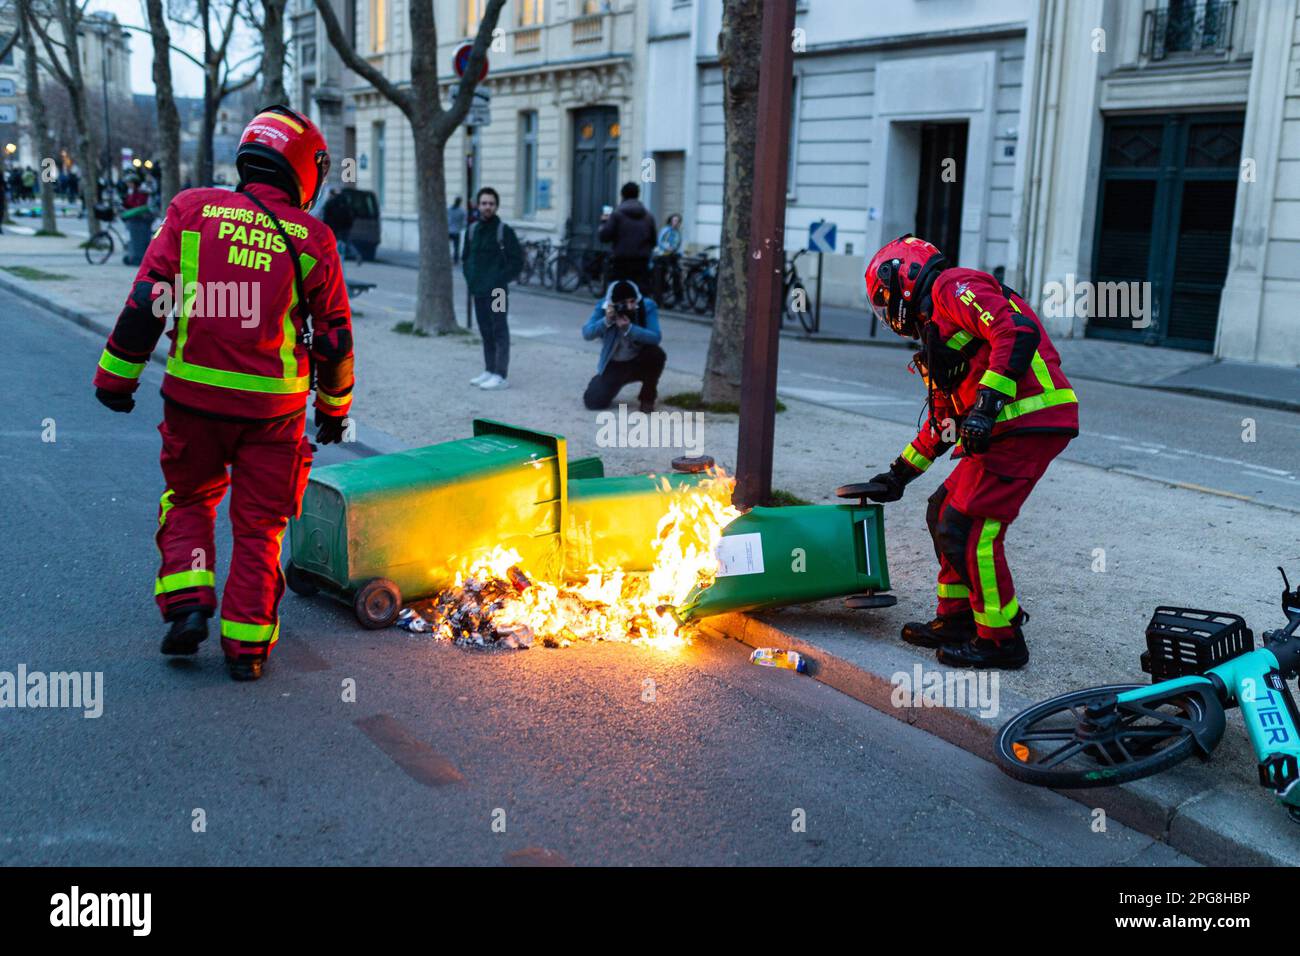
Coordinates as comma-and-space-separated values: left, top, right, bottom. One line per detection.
1140, 607, 1254, 681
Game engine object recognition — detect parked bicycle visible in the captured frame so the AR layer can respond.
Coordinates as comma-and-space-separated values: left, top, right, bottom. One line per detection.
996, 567, 1300, 823
517, 238, 552, 287
684, 246, 719, 315
650, 253, 687, 311
84, 203, 128, 265
553, 242, 609, 297
783, 249, 813, 333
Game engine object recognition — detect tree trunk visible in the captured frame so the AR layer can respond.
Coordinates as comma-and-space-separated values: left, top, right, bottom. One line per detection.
198, 75, 217, 186
146, 0, 183, 206
702, 0, 763, 406
413, 130, 458, 334
19, 12, 59, 235
260, 0, 289, 106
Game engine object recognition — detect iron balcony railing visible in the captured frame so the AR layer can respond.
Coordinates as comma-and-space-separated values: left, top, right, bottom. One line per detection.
1143, 1, 1237, 61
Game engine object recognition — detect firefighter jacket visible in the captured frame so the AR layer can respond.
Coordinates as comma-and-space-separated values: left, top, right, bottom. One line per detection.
92, 182, 354, 421
901, 267, 1078, 474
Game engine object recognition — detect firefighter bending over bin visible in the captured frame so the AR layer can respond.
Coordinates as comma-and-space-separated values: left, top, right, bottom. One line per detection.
861, 235, 1078, 671
91, 106, 354, 681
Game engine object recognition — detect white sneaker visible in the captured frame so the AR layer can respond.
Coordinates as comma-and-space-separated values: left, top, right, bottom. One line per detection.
478, 374, 509, 390
470, 371, 492, 386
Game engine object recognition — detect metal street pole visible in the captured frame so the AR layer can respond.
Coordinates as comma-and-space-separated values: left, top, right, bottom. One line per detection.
734, 0, 796, 509
99, 24, 112, 190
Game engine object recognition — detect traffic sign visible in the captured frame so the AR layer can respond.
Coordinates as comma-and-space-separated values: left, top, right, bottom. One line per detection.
453, 43, 489, 82
466, 90, 491, 128
808, 220, 837, 253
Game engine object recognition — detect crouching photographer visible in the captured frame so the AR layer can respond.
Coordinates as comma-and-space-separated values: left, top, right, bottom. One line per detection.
580, 279, 666, 413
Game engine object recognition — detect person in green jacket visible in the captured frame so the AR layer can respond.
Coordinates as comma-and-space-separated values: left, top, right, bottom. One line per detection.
462, 186, 524, 391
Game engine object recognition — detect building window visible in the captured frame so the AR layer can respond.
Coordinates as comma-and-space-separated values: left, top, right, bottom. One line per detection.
372, 120, 386, 206
368, 0, 386, 53
518, 0, 545, 27
580, 0, 604, 13
0, 35, 13, 67
520, 110, 539, 216
346, 0, 357, 47
464, 0, 487, 35
786, 75, 800, 200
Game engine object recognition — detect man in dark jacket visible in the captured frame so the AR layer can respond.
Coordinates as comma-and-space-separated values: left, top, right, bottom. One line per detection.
598, 182, 657, 288
462, 186, 524, 390
322, 187, 355, 260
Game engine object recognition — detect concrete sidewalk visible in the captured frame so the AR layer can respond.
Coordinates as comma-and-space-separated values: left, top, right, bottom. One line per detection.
6, 226, 1297, 865
375, 244, 1300, 413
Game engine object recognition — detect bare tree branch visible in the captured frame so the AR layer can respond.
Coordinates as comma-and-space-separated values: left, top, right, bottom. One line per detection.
312, 0, 411, 118
434, 0, 507, 140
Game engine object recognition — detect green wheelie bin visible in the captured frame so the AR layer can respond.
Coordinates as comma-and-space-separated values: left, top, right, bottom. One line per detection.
285, 419, 570, 628
673, 484, 893, 622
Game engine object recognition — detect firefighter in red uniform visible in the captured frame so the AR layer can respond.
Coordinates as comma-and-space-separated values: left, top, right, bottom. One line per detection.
91, 106, 354, 681
862, 235, 1078, 670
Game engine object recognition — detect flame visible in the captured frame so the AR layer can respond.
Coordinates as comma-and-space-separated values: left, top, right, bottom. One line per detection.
424, 470, 741, 650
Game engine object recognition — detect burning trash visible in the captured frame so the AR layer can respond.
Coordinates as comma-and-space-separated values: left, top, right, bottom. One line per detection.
396, 470, 742, 651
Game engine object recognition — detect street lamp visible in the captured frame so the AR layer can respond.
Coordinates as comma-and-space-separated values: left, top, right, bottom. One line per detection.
94, 19, 113, 189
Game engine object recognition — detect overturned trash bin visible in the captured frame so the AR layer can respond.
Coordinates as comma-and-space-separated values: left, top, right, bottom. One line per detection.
673, 489, 892, 622
285, 419, 569, 628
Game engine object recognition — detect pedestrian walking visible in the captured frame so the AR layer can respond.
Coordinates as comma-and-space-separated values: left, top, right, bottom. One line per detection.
448, 196, 466, 265
462, 186, 523, 391
598, 182, 657, 288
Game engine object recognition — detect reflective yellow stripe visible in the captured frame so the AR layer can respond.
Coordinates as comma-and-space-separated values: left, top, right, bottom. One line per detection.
220, 618, 280, 644
937, 582, 970, 599
976, 519, 1002, 621
98, 349, 146, 380
998, 388, 1078, 422
902, 443, 932, 472
1030, 351, 1055, 393
155, 569, 216, 595
158, 488, 175, 527
167, 356, 309, 393
974, 596, 1020, 628
281, 254, 318, 378
317, 390, 350, 407
175, 230, 200, 363
255, 110, 303, 134
946, 330, 972, 351
980, 369, 1017, 397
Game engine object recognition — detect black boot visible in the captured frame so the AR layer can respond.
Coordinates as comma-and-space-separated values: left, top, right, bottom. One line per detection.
937, 610, 1031, 670
226, 656, 265, 682
161, 609, 210, 656
900, 610, 975, 648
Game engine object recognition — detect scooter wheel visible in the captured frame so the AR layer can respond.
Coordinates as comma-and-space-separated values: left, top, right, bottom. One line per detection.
995, 683, 1222, 790
354, 578, 401, 629
285, 562, 319, 597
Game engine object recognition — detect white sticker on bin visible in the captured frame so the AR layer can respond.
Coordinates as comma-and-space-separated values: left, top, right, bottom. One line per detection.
715, 532, 765, 577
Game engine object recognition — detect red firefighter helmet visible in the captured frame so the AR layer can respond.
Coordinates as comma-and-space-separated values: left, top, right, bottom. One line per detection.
865, 234, 948, 339
235, 105, 330, 210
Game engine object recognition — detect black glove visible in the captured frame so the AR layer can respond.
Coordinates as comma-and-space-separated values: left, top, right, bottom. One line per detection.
864, 457, 921, 503
959, 388, 1007, 455
95, 387, 135, 414
315, 410, 347, 445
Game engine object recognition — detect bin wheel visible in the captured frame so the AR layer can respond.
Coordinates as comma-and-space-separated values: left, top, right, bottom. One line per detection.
285, 562, 319, 597
844, 592, 898, 610
355, 578, 401, 629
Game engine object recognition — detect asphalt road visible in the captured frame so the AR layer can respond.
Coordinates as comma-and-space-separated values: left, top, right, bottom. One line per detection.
0, 286, 1195, 866
358, 271, 1300, 511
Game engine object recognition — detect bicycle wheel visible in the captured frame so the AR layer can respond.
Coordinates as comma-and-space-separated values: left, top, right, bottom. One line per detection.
85, 231, 114, 265
995, 682, 1224, 790
555, 255, 581, 293
785, 280, 812, 332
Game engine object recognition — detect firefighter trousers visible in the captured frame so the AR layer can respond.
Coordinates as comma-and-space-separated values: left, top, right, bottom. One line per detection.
153, 401, 313, 661
926, 433, 1072, 643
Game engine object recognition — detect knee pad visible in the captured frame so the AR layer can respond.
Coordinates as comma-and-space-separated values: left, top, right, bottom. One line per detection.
935, 505, 974, 580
